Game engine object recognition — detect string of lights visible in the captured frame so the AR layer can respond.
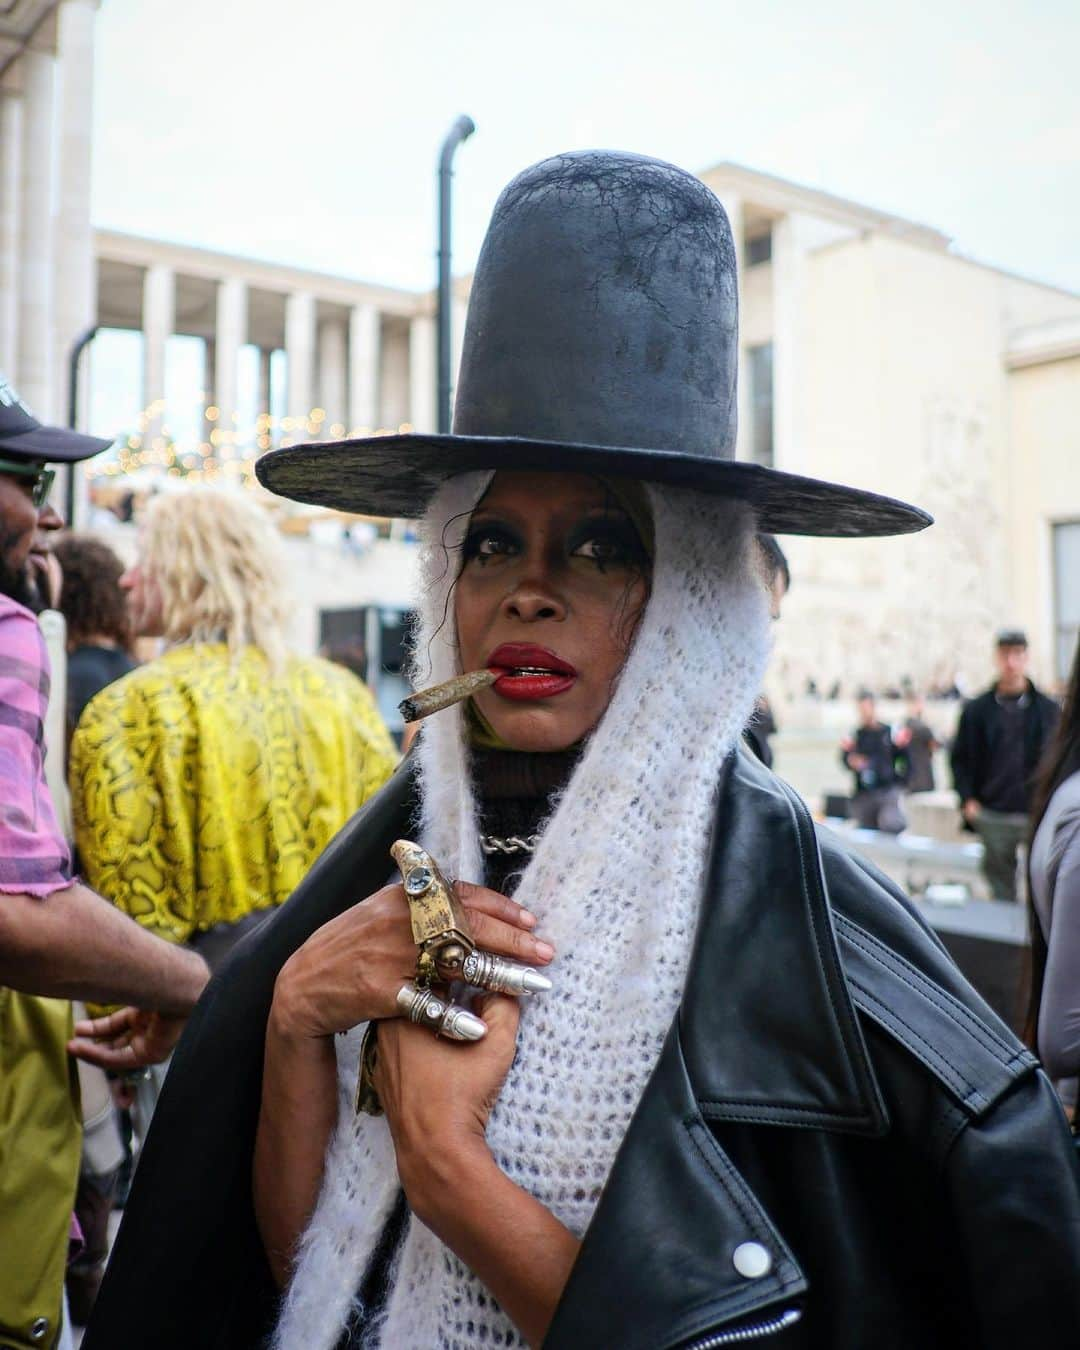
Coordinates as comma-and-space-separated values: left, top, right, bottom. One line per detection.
91, 395, 415, 488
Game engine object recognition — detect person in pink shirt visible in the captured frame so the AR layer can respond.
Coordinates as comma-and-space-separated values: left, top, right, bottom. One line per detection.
0, 375, 209, 1350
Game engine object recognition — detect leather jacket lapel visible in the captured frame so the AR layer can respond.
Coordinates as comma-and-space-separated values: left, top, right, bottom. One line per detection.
547, 750, 887, 1347
544, 1017, 807, 1350
680, 747, 887, 1134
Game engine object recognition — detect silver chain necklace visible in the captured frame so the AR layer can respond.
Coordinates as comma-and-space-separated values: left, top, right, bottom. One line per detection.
479, 833, 541, 856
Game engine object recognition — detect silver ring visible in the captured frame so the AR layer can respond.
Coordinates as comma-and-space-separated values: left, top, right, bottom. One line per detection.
395, 983, 486, 1042
461, 949, 553, 996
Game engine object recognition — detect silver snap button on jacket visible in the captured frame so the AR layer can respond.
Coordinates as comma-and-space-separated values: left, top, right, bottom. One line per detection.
732, 1241, 772, 1279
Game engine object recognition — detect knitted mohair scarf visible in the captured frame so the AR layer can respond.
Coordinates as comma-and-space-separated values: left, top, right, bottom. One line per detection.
272, 473, 771, 1350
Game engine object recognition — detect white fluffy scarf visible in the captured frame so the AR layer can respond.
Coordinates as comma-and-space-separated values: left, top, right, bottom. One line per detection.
272, 476, 771, 1350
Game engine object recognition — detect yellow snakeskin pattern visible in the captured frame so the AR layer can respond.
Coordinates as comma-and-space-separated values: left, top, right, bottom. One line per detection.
69, 644, 398, 943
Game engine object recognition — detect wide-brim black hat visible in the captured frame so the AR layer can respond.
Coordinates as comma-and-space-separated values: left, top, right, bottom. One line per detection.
257, 151, 931, 538
0, 374, 112, 462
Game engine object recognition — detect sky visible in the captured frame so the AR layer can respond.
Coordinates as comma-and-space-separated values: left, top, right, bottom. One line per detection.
93, 0, 1079, 293
88, 0, 1079, 434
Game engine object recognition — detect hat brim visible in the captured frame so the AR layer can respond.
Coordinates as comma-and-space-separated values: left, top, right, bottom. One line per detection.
255, 433, 931, 538
0, 425, 114, 463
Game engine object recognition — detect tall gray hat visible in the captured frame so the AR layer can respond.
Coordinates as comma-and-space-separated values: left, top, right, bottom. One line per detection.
257, 150, 931, 537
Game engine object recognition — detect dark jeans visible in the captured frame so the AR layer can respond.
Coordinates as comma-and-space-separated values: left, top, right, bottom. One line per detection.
66, 1170, 118, 1326
973, 808, 1028, 902
851, 786, 906, 835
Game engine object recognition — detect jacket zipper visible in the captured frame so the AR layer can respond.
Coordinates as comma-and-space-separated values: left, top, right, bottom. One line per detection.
683, 1306, 802, 1348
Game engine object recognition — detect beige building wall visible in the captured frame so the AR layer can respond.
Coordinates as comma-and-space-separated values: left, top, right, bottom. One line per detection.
1006, 347, 1080, 687
701, 162, 1080, 706
744, 224, 1080, 703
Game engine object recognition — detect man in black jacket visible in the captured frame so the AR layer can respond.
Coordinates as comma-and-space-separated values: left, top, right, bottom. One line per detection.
951, 630, 1060, 900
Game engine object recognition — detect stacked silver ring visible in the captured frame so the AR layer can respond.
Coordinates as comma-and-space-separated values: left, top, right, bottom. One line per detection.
395, 982, 486, 1041
461, 949, 553, 996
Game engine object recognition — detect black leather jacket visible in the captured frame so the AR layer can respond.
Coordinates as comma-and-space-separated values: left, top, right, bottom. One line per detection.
546, 747, 1080, 1347
84, 751, 1080, 1350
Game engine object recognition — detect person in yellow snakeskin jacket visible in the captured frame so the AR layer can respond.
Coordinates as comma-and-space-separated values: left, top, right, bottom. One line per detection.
70, 488, 398, 970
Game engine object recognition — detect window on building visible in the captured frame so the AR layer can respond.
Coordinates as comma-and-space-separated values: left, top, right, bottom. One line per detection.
748, 342, 774, 467
319, 605, 416, 744
746, 229, 772, 266
1053, 521, 1080, 682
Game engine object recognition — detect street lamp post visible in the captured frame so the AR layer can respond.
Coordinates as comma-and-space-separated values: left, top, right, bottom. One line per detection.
66, 324, 98, 524
436, 115, 475, 435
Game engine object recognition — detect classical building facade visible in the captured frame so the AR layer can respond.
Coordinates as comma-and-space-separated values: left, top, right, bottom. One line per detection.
85, 175, 1080, 706
93, 229, 451, 444
76, 175, 1080, 699
1, 1, 1077, 698
1, 0, 97, 422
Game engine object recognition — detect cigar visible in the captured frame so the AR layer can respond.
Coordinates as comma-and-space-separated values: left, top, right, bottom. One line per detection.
398, 669, 498, 723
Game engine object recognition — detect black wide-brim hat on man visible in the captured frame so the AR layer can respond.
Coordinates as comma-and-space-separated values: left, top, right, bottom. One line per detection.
257, 150, 931, 537
0, 374, 112, 462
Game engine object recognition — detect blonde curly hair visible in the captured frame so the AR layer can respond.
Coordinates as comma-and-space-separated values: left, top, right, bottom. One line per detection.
140, 487, 292, 669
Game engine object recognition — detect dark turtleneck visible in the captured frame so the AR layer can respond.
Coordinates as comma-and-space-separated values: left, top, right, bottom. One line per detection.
470, 745, 581, 895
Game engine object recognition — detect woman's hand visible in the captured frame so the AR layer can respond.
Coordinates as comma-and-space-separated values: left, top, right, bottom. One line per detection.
271, 882, 553, 1041
373, 992, 521, 1217
258, 883, 552, 1300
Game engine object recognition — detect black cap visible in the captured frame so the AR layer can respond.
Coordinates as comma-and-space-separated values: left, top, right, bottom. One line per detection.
0, 374, 113, 463
996, 629, 1028, 649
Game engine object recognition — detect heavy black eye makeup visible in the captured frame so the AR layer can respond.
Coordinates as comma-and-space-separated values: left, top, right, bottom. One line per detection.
461, 519, 522, 564
567, 514, 647, 571
461, 511, 645, 571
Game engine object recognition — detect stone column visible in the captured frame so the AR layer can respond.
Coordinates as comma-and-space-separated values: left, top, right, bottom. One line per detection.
408, 314, 436, 433
16, 47, 57, 415
284, 290, 315, 423
450, 295, 468, 425
771, 212, 808, 475
214, 277, 247, 423
0, 89, 23, 377
380, 325, 409, 428
317, 317, 347, 432
257, 345, 273, 415
142, 264, 175, 442
712, 189, 749, 462
202, 338, 216, 432
348, 304, 379, 431
53, 0, 98, 424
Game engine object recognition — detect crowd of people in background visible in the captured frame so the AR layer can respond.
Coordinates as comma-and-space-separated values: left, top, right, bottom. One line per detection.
837, 629, 1062, 907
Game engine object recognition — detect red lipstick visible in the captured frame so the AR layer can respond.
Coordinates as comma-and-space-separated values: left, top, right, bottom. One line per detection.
486, 643, 577, 701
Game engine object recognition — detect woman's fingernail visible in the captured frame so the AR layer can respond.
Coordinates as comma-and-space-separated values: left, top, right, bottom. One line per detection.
518, 908, 538, 928
534, 940, 555, 962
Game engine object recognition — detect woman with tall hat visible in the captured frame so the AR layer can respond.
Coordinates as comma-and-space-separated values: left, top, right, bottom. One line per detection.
83, 152, 1080, 1350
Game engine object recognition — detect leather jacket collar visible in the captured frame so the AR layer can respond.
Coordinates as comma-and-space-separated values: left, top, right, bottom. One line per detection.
681, 745, 887, 1135
544, 746, 889, 1348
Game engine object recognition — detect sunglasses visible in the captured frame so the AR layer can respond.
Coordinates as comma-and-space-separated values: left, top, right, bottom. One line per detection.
0, 457, 56, 508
